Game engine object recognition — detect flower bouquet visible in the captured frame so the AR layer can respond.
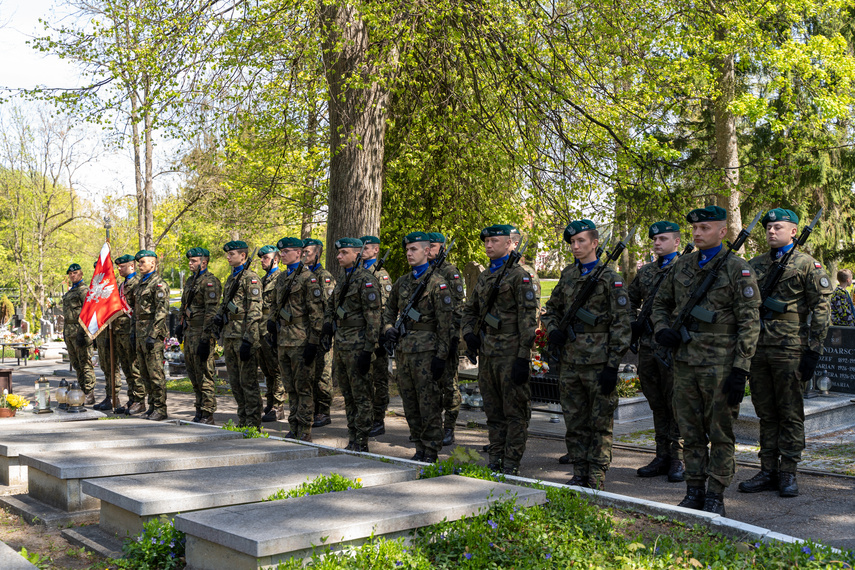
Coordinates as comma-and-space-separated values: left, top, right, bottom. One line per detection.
0, 390, 29, 417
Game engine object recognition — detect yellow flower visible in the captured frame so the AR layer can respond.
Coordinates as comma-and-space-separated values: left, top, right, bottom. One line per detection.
4, 394, 30, 409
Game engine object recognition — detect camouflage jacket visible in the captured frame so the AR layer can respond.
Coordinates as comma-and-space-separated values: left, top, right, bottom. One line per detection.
133, 273, 170, 340
179, 269, 221, 335
220, 269, 263, 343
541, 262, 631, 368
829, 286, 855, 327
520, 262, 542, 310
651, 249, 761, 370
749, 250, 832, 352
365, 260, 393, 305
311, 264, 336, 301
434, 260, 464, 338
627, 257, 680, 350
324, 266, 382, 352
383, 269, 454, 358
461, 263, 538, 360
269, 265, 324, 347
114, 273, 140, 335
261, 267, 282, 319
62, 282, 89, 337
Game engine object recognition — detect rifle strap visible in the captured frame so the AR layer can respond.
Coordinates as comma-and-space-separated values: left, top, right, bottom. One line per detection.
409, 322, 437, 332
570, 323, 609, 334
339, 316, 367, 328
764, 312, 806, 323
485, 321, 519, 334
686, 322, 738, 334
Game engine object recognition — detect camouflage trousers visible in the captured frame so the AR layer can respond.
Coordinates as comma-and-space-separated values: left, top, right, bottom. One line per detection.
479, 354, 531, 470
673, 360, 738, 492
65, 333, 96, 393
279, 345, 314, 437
560, 363, 618, 480
260, 337, 285, 406
114, 331, 143, 405
135, 338, 167, 415
223, 338, 262, 428
334, 348, 373, 445
397, 351, 443, 454
313, 349, 333, 416
750, 346, 806, 473
184, 330, 218, 414
638, 347, 683, 460
96, 328, 121, 399
441, 342, 462, 430
370, 352, 390, 424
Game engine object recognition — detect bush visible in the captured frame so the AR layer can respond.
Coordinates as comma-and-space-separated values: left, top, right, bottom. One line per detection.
221, 419, 269, 438
115, 516, 185, 570
264, 474, 363, 502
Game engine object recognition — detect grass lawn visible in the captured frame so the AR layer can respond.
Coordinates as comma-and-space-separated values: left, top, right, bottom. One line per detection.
540, 278, 558, 302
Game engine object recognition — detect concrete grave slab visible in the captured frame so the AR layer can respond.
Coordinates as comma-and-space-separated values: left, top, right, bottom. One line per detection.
84, 454, 416, 537
176, 475, 547, 570
0, 539, 38, 570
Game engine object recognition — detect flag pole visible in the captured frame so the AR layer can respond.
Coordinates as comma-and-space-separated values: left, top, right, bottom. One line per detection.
105, 216, 119, 413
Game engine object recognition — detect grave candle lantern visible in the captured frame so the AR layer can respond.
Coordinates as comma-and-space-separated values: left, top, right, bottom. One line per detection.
56, 379, 69, 411
34, 376, 53, 414
66, 381, 86, 413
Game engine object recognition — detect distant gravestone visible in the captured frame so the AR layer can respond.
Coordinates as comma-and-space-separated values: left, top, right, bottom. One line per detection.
463, 261, 484, 298
814, 326, 855, 394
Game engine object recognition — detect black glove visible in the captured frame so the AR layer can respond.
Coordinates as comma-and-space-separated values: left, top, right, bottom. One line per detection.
75, 330, 88, 347
655, 328, 681, 348
630, 320, 644, 338
264, 333, 276, 348
213, 313, 225, 330
196, 339, 211, 360
374, 345, 387, 358
547, 329, 567, 355
175, 327, 184, 344
322, 322, 334, 337
357, 350, 372, 375
303, 343, 318, 365
239, 339, 252, 362
431, 356, 446, 380
598, 366, 619, 395
799, 349, 822, 383
266, 320, 277, 336
384, 328, 400, 345
145, 336, 156, 351
722, 367, 750, 406
463, 332, 481, 352
512, 357, 530, 385
449, 336, 460, 356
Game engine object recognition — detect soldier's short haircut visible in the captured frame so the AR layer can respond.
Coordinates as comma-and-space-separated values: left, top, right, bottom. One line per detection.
838, 269, 852, 284
590, 229, 599, 240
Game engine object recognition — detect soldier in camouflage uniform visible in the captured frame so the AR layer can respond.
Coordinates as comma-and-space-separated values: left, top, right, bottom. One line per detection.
542, 220, 632, 489
179, 247, 221, 425
62, 263, 96, 402
652, 205, 762, 516
361, 235, 392, 437
114, 254, 144, 414
383, 232, 454, 462
740, 208, 832, 497
321, 238, 382, 451
268, 237, 324, 441
258, 245, 286, 422
93, 259, 121, 410
131, 250, 170, 420
829, 269, 855, 326
462, 224, 538, 475
214, 240, 263, 428
304, 239, 336, 428
627, 221, 685, 482
427, 232, 464, 447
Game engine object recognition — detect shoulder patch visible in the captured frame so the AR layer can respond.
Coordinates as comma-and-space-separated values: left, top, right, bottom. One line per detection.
614, 281, 623, 288
821, 277, 830, 288
523, 276, 530, 283
742, 269, 751, 277
815, 262, 823, 268
365, 282, 374, 288
382, 275, 389, 280
453, 274, 460, 279
743, 286, 755, 298
439, 283, 447, 290
310, 278, 317, 283
207, 282, 214, 286
325, 278, 331, 283
251, 279, 258, 284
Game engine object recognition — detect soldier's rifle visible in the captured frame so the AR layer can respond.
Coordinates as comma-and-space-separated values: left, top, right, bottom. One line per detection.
548, 226, 636, 364
212, 248, 257, 339
656, 210, 763, 369
629, 243, 695, 354
177, 273, 198, 344
372, 248, 391, 273
464, 237, 528, 365
758, 208, 823, 323
385, 238, 456, 359
266, 261, 304, 347
319, 247, 364, 353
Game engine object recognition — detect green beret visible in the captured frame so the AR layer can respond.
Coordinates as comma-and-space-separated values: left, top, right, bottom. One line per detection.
334, 237, 363, 250
563, 220, 596, 242
223, 240, 248, 252
258, 245, 278, 256
479, 224, 514, 241
762, 208, 799, 227
134, 250, 157, 261
359, 235, 380, 245
303, 238, 323, 248
509, 226, 521, 236
686, 205, 726, 223
185, 247, 210, 259
402, 232, 430, 247
276, 237, 303, 250
66, 263, 81, 274
114, 254, 135, 265
648, 221, 680, 239
427, 232, 446, 244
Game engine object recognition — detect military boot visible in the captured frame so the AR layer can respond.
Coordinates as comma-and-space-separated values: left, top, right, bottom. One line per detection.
299, 431, 313, 443
738, 469, 778, 493
566, 474, 588, 487
93, 397, 112, 411
778, 472, 799, 497
487, 456, 503, 472
503, 465, 519, 476
423, 451, 439, 464
312, 413, 331, 428
368, 421, 385, 437
148, 411, 168, 422
677, 486, 706, 510
702, 492, 726, 516
668, 460, 686, 483
142, 404, 154, 418
274, 404, 285, 420
356, 441, 369, 453
442, 428, 455, 447
84, 391, 96, 405
199, 411, 215, 425
192, 408, 202, 423
344, 442, 357, 451
127, 402, 146, 415
261, 408, 278, 422
558, 453, 571, 465
637, 456, 670, 477
588, 469, 606, 491
411, 449, 426, 462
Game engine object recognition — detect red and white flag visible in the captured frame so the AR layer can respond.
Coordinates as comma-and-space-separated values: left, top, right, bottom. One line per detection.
78, 243, 128, 339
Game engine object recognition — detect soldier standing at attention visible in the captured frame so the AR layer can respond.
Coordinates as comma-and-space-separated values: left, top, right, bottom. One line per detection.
427, 232, 464, 447
627, 221, 685, 482
541, 220, 631, 489
215, 241, 263, 428
652, 205, 761, 515
269, 237, 324, 441
383, 232, 454, 462
132, 250, 170, 420
63, 263, 96, 404
179, 247, 221, 425
360, 235, 392, 437
94, 261, 122, 411
114, 254, 144, 415
321, 238, 382, 452
258, 245, 286, 423
462, 224, 538, 475
740, 209, 831, 497
304, 238, 336, 428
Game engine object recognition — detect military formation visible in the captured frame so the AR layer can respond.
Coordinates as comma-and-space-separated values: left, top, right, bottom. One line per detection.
61, 205, 832, 513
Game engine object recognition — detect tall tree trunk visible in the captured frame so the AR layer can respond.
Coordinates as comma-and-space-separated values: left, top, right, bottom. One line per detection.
143, 73, 155, 250
301, 100, 319, 239
713, 28, 742, 243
